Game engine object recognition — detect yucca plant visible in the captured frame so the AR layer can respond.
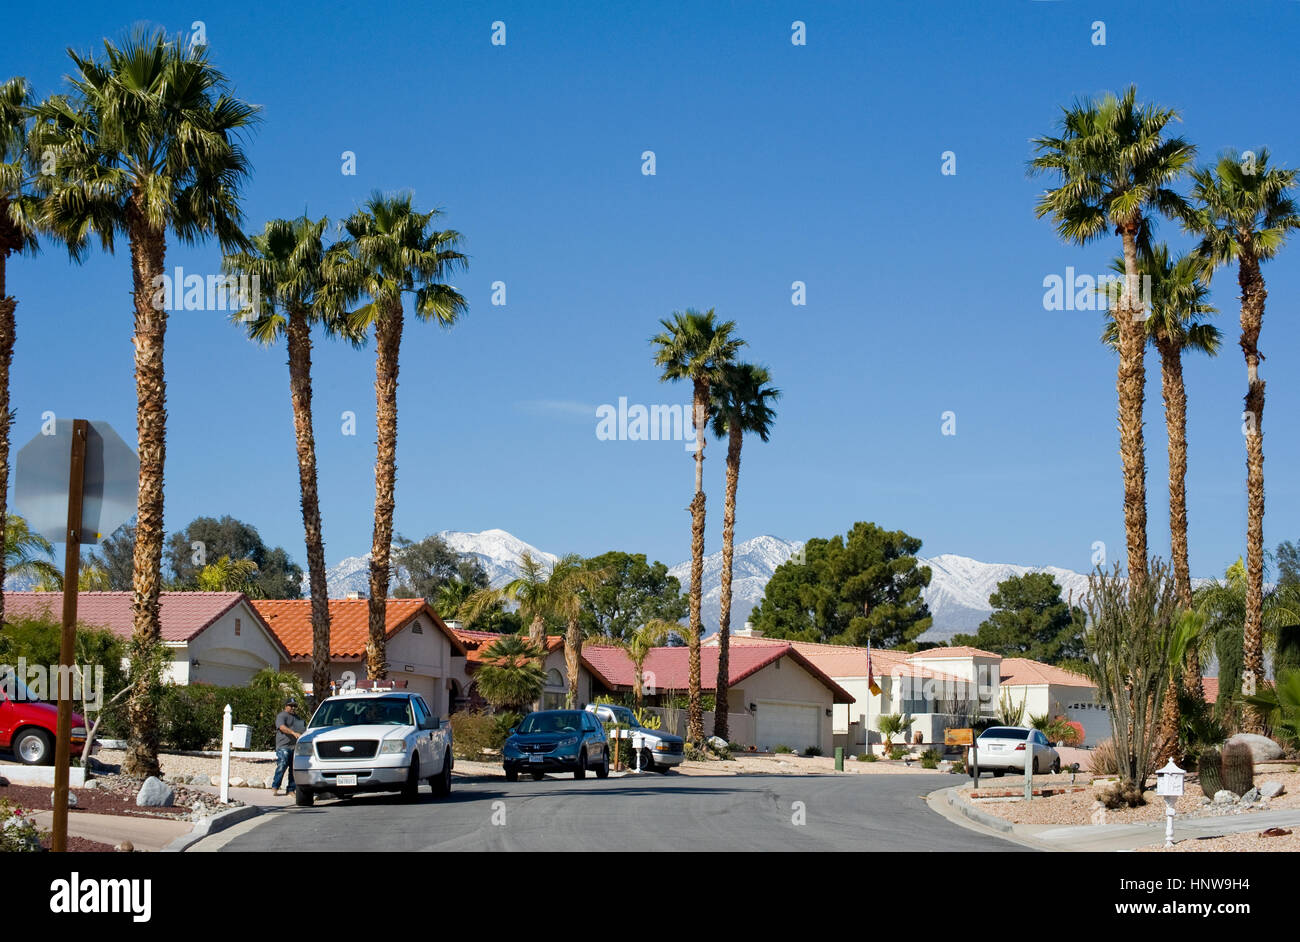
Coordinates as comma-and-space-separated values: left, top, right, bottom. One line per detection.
877, 713, 910, 755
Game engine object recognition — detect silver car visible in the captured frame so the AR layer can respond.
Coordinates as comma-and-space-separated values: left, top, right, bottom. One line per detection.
969, 726, 1060, 776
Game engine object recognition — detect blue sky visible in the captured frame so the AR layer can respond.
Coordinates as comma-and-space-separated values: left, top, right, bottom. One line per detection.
5, 0, 1300, 580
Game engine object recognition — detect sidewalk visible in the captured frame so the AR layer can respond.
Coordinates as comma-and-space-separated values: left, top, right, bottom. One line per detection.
938, 785, 1300, 852
30, 810, 191, 852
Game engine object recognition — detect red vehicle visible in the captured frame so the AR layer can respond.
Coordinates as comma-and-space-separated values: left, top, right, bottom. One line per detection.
0, 673, 87, 765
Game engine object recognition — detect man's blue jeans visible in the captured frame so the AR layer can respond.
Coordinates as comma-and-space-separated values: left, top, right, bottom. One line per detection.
272, 746, 296, 792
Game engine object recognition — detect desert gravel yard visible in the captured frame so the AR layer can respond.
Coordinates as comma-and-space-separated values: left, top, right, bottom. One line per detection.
963, 771, 1300, 827
94, 747, 280, 788
1138, 828, 1299, 852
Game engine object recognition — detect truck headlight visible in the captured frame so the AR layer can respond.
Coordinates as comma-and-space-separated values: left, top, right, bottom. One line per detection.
294, 741, 314, 757
70, 727, 87, 740
654, 742, 671, 751
379, 739, 408, 754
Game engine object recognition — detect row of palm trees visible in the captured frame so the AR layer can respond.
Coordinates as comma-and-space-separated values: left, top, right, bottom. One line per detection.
0, 30, 467, 776
651, 309, 779, 743
1032, 86, 1298, 733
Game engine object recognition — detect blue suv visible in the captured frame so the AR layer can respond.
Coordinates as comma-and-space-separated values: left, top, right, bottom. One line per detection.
503, 709, 610, 781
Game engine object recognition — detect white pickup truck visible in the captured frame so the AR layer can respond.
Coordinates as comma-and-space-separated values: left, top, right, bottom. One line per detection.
584, 703, 685, 772
292, 689, 452, 806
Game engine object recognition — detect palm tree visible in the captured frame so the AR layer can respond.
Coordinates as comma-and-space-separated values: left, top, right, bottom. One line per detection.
194, 555, 262, 595
462, 552, 555, 647
30, 29, 258, 778
1184, 150, 1300, 721
4, 513, 60, 585
622, 618, 676, 707
435, 579, 475, 622
651, 309, 745, 741
474, 635, 548, 713
335, 192, 467, 682
1031, 86, 1194, 593
1101, 246, 1220, 741
708, 363, 779, 741
0, 78, 42, 628
546, 554, 609, 708
224, 216, 357, 700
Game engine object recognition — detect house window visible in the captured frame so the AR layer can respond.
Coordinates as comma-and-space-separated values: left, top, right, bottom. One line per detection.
235, 618, 241, 636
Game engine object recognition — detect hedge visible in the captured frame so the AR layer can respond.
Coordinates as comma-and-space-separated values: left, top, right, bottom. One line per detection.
160, 684, 289, 751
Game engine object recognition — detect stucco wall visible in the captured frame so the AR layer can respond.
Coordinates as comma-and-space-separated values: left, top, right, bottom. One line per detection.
187, 603, 282, 687
731, 655, 834, 753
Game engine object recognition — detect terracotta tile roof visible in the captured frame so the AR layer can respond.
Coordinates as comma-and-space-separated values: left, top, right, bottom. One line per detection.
582, 643, 853, 703
998, 657, 1094, 688
718, 635, 965, 683
910, 645, 1001, 660
4, 590, 281, 649
252, 598, 466, 661
1202, 677, 1219, 704
460, 631, 564, 664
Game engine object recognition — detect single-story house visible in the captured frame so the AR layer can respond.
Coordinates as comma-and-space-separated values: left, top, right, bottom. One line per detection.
253, 598, 466, 717
709, 630, 1106, 748
997, 658, 1104, 744
448, 625, 610, 712
5, 591, 289, 687
582, 641, 853, 755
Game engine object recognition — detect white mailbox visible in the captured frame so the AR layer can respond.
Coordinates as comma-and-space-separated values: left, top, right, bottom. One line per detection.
1155, 759, 1186, 796
230, 724, 253, 750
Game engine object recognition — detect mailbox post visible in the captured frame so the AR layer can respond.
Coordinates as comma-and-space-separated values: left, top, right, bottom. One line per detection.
1155, 759, 1186, 848
632, 732, 644, 773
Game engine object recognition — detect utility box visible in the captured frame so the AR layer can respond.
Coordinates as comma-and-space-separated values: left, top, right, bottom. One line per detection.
230, 724, 253, 750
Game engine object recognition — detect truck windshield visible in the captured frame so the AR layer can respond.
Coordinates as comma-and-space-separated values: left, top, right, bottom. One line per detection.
310, 696, 412, 728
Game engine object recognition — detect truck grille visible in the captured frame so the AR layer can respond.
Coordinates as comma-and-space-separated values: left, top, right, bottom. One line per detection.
316, 739, 379, 759
662, 742, 684, 755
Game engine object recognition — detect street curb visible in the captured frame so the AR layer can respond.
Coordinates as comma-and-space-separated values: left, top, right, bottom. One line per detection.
165, 804, 263, 853
945, 786, 1016, 833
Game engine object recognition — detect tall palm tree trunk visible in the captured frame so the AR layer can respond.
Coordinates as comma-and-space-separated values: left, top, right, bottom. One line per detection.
0, 256, 13, 627
1118, 227, 1150, 592
124, 208, 167, 779
366, 303, 403, 681
565, 617, 581, 708
528, 614, 545, 648
713, 424, 742, 742
287, 307, 332, 701
686, 379, 708, 743
1239, 253, 1267, 724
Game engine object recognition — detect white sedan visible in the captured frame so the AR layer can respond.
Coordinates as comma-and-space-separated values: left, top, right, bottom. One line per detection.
969, 726, 1060, 776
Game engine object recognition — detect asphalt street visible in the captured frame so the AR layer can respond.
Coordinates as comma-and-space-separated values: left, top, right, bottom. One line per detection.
212, 771, 1030, 852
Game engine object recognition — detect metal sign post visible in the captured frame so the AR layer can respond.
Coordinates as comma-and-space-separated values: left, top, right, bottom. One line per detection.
1024, 739, 1034, 801
51, 420, 88, 853
15, 418, 138, 853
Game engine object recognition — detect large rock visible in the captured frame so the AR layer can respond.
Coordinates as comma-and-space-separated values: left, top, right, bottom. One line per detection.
1213, 789, 1238, 805
1260, 781, 1286, 799
1241, 787, 1261, 804
191, 773, 211, 786
50, 790, 77, 808
228, 776, 246, 788
1224, 733, 1283, 762
136, 776, 175, 808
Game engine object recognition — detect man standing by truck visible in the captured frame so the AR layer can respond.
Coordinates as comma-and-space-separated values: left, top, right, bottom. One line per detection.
272, 698, 305, 796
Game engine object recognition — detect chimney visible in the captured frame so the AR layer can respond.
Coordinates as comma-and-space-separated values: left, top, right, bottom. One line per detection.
345, 590, 366, 601
734, 622, 763, 639
444, 619, 463, 631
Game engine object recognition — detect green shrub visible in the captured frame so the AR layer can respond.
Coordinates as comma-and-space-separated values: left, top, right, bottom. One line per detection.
920, 747, 942, 762
920, 757, 938, 769
450, 712, 502, 760
803, 746, 822, 757
949, 759, 966, 775
889, 746, 907, 760
859, 753, 877, 762
727, 741, 745, 752
157, 683, 288, 751
774, 744, 793, 754
492, 711, 523, 746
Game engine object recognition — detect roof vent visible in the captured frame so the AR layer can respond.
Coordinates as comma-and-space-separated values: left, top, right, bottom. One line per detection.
345, 590, 366, 600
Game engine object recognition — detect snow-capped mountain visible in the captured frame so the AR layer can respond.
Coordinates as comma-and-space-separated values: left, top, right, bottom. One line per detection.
321, 529, 557, 597
668, 535, 805, 635
319, 528, 1103, 643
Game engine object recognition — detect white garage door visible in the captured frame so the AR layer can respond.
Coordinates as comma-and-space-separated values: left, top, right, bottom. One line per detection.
756, 701, 821, 753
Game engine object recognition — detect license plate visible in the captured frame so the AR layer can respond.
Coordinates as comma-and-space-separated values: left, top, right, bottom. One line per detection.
988, 745, 1004, 752
529, 754, 543, 763
336, 774, 358, 786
